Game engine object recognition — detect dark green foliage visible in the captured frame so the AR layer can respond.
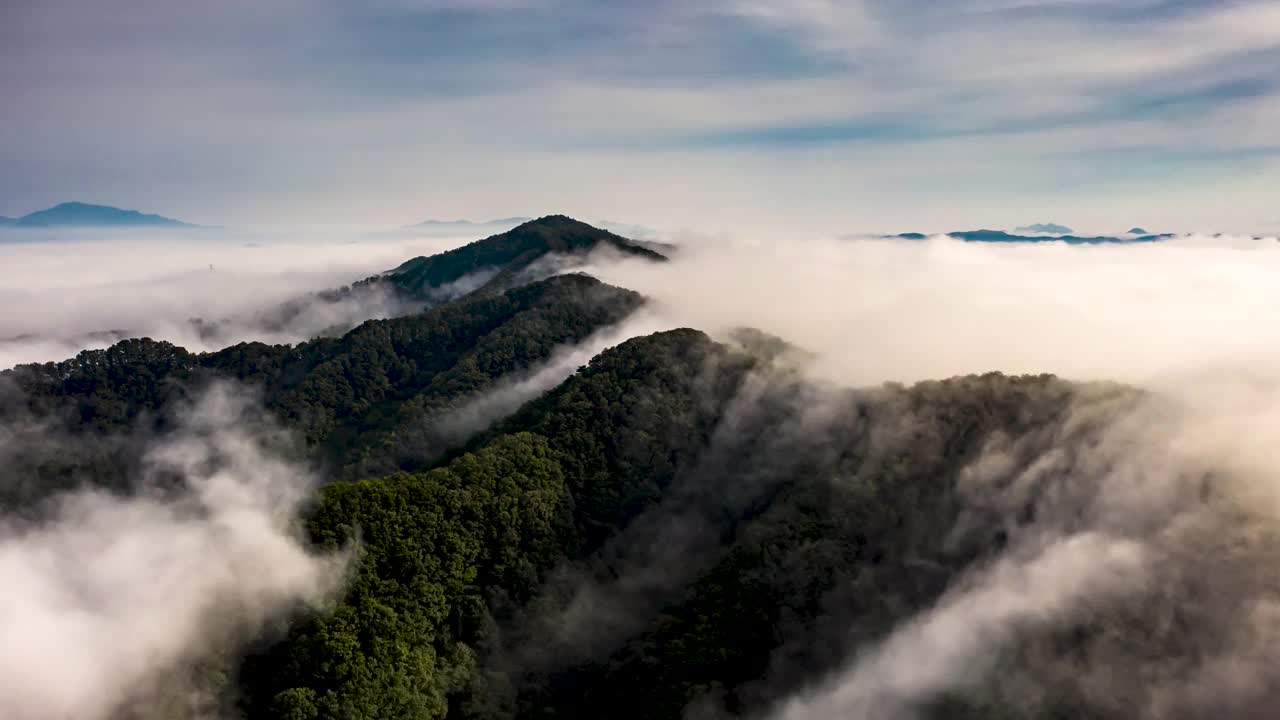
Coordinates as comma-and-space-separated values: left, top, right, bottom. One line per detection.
381, 215, 666, 298
240, 433, 572, 720
0, 274, 641, 507
488, 365, 1091, 720
3, 272, 1166, 720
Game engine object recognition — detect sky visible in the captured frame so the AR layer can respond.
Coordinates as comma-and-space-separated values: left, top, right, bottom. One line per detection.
3, 0, 1279, 235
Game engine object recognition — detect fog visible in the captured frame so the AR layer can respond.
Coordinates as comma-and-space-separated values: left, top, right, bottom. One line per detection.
585, 233, 1280, 389
0, 384, 346, 720
577, 232, 1280, 718
9, 224, 1280, 717
429, 307, 673, 447
0, 228, 470, 368
756, 374, 1280, 719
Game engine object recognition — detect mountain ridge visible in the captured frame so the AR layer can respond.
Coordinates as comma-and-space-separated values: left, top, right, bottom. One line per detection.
892, 228, 1174, 244
1014, 222, 1073, 234
7, 201, 196, 228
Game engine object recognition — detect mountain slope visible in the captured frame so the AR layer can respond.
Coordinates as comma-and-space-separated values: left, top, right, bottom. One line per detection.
233, 327, 1163, 720
5, 236, 1258, 720
0, 274, 642, 505
11, 201, 195, 227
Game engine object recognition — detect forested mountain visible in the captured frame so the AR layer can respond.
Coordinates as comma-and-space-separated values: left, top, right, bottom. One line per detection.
178, 215, 667, 348
0, 215, 1256, 720
0, 273, 641, 507
372, 214, 667, 300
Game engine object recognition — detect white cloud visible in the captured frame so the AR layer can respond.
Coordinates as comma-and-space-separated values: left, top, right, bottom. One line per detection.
0, 384, 347, 720
0, 228, 468, 368
587, 232, 1280, 387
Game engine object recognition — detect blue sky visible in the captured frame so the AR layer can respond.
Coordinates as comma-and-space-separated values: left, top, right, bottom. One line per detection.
2, 0, 1278, 234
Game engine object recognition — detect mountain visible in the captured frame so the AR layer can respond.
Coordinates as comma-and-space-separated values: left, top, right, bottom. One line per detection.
893, 228, 1174, 244
1127, 226, 1150, 235
10, 201, 195, 228
0, 216, 666, 367
1014, 222, 1073, 234
373, 214, 667, 300
402, 216, 533, 236
4, 212, 1257, 720
0, 273, 642, 503
0, 216, 15, 226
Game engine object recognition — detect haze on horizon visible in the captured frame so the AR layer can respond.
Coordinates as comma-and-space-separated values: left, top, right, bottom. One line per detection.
3, 0, 1279, 236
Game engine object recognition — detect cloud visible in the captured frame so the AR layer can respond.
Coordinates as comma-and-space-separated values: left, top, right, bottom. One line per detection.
587, 229, 1280, 718
585, 231, 1280, 388
428, 307, 674, 448
3, 1, 1278, 232
759, 369, 1280, 719
0, 227, 467, 368
0, 383, 347, 720
770, 534, 1149, 720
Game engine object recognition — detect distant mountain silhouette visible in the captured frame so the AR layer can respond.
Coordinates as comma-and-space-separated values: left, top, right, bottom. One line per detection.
892, 228, 1174, 244
1127, 227, 1150, 235
0, 216, 15, 226
10, 201, 195, 228
1015, 222, 1074, 234
401, 216, 533, 236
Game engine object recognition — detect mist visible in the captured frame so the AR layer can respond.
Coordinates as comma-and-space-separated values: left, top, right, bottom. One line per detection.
0, 228, 469, 368
585, 232, 1280, 389
0, 383, 346, 720
429, 307, 675, 448
577, 232, 1280, 718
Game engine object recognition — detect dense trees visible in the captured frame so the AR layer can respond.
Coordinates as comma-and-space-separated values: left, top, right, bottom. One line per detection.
379, 215, 666, 298
3, 227, 1187, 719
241, 433, 571, 720
0, 274, 641, 507
227, 326, 1113, 720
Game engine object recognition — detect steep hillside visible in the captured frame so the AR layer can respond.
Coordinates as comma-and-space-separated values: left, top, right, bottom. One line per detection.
0, 274, 642, 506
231, 327, 1186, 720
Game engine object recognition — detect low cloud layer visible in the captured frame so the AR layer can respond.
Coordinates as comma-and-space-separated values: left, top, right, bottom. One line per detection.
0, 228, 467, 368
0, 384, 346, 720
587, 232, 1280, 389
577, 232, 1280, 718
759, 375, 1280, 719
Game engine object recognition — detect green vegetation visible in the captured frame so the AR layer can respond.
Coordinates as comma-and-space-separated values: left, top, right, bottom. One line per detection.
2, 224, 1179, 719
0, 274, 641, 505
378, 215, 666, 299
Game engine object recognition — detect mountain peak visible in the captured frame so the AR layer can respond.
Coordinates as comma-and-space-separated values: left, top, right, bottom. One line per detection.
381, 214, 666, 298
1015, 222, 1074, 234
12, 201, 194, 228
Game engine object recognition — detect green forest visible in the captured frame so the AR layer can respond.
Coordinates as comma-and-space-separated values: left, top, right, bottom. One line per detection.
0, 217, 1233, 719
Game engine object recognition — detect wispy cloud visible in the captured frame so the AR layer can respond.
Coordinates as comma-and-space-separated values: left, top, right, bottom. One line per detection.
3, 0, 1278, 232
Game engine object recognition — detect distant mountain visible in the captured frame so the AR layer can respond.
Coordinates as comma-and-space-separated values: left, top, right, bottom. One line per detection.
401, 216, 532, 236
373, 214, 667, 299
594, 220, 659, 239
10, 201, 195, 228
1127, 227, 1150, 235
1015, 222, 1074, 234
893, 228, 1174, 244
0, 216, 15, 226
